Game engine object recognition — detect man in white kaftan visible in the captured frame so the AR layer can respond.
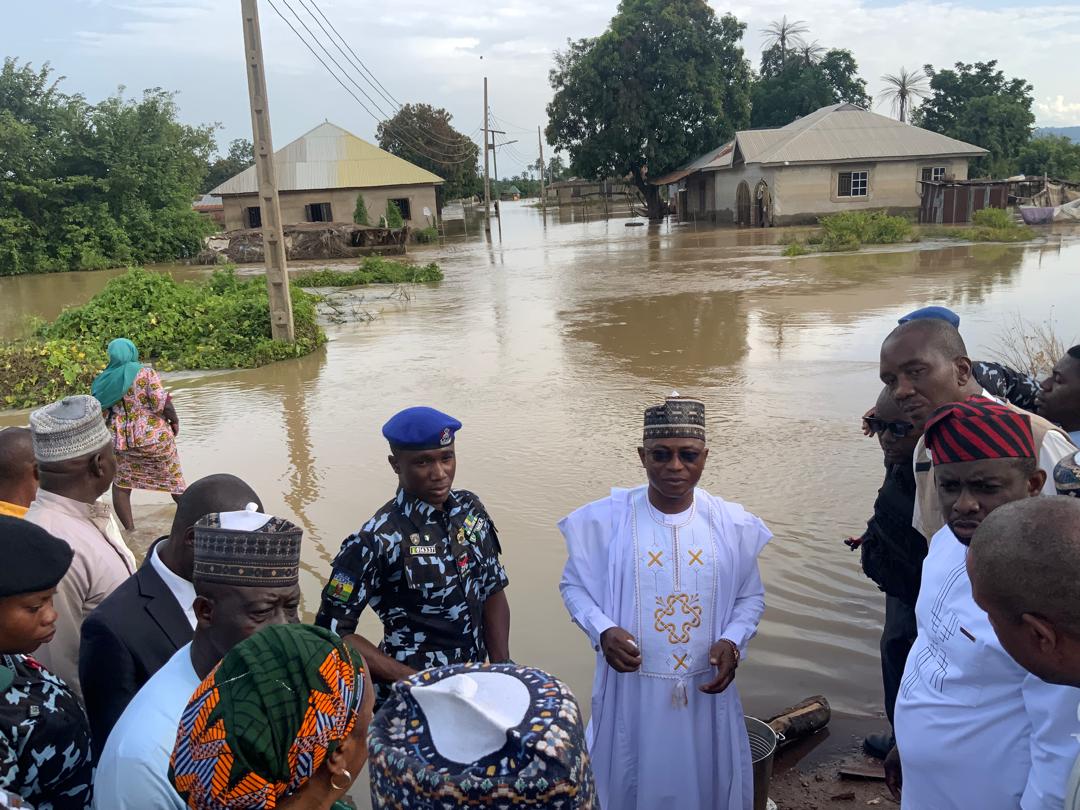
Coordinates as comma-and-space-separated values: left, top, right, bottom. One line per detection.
559, 394, 772, 810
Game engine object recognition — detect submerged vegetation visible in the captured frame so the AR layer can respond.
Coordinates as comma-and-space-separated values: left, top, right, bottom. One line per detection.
293, 257, 444, 287
1, 268, 325, 409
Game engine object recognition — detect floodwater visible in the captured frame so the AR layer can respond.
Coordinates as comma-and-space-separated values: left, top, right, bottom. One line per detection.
3, 202, 1080, 783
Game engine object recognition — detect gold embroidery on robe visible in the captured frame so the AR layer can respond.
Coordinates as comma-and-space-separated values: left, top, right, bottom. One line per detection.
654, 593, 702, 644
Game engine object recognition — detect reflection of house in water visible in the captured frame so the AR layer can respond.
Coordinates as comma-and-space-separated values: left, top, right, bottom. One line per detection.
546, 178, 631, 205
654, 104, 987, 226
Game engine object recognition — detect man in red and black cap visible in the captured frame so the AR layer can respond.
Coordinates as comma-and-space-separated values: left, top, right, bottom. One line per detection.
886, 398, 1080, 810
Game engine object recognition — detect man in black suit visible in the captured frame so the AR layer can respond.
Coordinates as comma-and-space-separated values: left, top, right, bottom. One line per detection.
79, 473, 262, 756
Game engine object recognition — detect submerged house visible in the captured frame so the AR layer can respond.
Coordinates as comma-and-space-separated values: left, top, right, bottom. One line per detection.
212, 122, 443, 231
654, 104, 988, 226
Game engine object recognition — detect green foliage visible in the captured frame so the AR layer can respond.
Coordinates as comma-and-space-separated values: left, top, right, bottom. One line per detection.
1016, 135, 1080, 182
353, 193, 370, 225
751, 47, 870, 128
971, 207, 1014, 229
818, 211, 915, 250
293, 257, 443, 287
201, 139, 254, 194
546, 0, 752, 218
0, 58, 217, 275
914, 61, 1034, 177
414, 226, 439, 244
376, 103, 481, 202
0, 267, 326, 408
384, 200, 405, 229
782, 242, 811, 257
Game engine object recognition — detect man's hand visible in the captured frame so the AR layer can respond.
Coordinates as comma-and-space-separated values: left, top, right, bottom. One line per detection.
700, 639, 739, 694
600, 627, 642, 673
884, 745, 902, 800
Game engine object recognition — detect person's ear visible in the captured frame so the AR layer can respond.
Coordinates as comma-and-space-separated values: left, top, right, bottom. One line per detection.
183, 526, 197, 551
956, 355, 973, 386
31, 462, 39, 483
637, 447, 647, 468
700, 446, 710, 465
1020, 613, 1058, 655
387, 453, 400, 475
1028, 469, 1047, 496
193, 595, 214, 629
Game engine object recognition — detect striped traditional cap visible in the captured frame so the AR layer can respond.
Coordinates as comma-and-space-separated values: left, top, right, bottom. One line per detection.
925, 397, 1035, 465
643, 392, 705, 442
193, 507, 302, 587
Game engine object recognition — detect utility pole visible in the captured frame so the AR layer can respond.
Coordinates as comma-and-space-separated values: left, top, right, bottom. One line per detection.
537, 126, 546, 211
483, 77, 491, 234
241, 0, 294, 342
489, 131, 509, 221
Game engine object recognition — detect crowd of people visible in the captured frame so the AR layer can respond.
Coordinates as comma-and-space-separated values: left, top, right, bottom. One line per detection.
0, 312, 1076, 809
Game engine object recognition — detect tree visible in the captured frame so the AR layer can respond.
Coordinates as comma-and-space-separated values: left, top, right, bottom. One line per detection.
797, 40, 826, 67
546, 0, 752, 219
376, 103, 481, 202
201, 138, 253, 194
879, 67, 929, 123
546, 155, 568, 182
1016, 135, 1080, 181
353, 193, 369, 225
913, 61, 1034, 177
384, 199, 404, 229
760, 16, 809, 62
751, 48, 870, 128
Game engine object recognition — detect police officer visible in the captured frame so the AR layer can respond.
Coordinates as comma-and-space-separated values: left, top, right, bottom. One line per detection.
315, 407, 511, 699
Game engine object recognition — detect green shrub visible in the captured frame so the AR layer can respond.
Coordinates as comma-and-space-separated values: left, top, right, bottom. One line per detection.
293, 257, 443, 287
2, 267, 326, 408
385, 200, 405, 229
971, 207, 1014, 230
782, 242, 811, 257
353, 194, 370, 226
414, 226, 439, 244
819, 210, 914, 250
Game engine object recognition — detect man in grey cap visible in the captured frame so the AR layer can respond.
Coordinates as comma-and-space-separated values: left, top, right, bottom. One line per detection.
25, 394, 136, 699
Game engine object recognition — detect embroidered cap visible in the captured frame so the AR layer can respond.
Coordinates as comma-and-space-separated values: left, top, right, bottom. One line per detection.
643, 392, 706, 442
382, 406, 462, 451
29, 395, 112, 463
193, 505, 302, 587
368, 663, 596, 809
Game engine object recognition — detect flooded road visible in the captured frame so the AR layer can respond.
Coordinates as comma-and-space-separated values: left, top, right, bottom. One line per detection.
3, 203, 1080, 769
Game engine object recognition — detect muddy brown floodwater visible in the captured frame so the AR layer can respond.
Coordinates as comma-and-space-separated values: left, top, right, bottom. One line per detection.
3, 203, 1079, 807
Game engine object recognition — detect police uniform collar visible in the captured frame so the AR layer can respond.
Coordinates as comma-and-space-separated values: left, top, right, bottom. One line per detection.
396, 487, 462, 518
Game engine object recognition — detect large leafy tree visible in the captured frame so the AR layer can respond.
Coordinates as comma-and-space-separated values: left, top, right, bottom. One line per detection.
545, 0, 752, 219
202, 138, 253, 194
751, 47, 870, 128
0, 58, 215, 275
376, 103, 481, 203
1016, 135, 1080, 182
913, 61, 1034, 177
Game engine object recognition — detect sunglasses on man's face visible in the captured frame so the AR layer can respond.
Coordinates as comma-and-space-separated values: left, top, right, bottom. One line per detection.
865, 417, 916, 438
644, 448, 703, 464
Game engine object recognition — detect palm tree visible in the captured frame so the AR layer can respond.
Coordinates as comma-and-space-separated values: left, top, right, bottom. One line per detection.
761, 16, 810, 62
880, 67, 930, 123
797, 40, 826, 66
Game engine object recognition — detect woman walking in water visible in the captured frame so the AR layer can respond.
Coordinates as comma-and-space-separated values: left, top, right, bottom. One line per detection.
91, 338, 186, 530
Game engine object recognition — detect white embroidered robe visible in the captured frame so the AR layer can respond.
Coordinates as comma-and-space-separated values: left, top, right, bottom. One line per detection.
559, 486, 772, 810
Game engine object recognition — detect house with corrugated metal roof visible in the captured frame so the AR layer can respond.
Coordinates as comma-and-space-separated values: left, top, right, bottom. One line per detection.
211, 122, 443, 232
653, 103, 988, 226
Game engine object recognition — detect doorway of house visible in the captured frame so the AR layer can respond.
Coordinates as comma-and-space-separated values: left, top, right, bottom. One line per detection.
755, 180, 772, 227
736, 181, 751, 226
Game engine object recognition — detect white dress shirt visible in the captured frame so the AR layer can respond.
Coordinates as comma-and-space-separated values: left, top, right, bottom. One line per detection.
149, 543, 197, 629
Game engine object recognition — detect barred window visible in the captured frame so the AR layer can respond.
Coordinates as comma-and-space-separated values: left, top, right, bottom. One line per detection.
838, 171, 868, 197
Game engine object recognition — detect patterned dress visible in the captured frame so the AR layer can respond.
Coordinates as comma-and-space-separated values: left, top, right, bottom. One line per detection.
0, 655, 92, 810
106, 367, 186, 494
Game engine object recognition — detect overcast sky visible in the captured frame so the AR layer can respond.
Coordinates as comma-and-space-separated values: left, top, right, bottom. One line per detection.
5, 0, 1079, 177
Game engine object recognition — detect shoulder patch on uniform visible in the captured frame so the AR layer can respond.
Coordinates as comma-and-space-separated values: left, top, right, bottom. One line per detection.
326, 571, 355, 602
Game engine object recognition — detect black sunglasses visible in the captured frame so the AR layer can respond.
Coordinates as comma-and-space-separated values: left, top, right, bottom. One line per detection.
865, 417, 916, 438
645, 448, 703, 464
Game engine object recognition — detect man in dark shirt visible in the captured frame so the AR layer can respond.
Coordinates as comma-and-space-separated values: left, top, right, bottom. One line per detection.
853, 387, 927, 758
315, 406, 511, 700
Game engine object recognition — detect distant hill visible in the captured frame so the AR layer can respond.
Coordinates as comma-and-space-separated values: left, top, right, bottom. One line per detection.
1036, 126, 1080, 143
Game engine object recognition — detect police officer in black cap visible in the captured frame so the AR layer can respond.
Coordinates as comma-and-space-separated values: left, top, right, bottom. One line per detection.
315, 406, 510, 700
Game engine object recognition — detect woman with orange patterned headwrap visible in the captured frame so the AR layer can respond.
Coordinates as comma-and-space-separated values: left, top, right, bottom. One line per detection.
169, 624, 373, 810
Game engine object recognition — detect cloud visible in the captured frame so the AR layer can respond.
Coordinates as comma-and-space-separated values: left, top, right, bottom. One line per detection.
1036, 95, 1080, 126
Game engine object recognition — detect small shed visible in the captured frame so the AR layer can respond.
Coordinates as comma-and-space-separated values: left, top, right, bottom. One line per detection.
918, 179, 1010, 224
501, 185, 522, 201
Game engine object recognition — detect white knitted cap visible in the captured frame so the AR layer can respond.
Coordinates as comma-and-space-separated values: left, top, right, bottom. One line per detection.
29, 395, 112, 463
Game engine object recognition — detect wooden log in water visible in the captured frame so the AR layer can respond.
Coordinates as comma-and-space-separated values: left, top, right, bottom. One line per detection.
766, 695, 831, 746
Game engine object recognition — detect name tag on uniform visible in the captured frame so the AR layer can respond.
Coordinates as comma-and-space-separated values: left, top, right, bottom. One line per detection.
410, 545, 438, 555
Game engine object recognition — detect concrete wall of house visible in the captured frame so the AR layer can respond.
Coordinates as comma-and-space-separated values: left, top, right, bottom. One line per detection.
221, 184, 440, 231
701, 157, 970, 225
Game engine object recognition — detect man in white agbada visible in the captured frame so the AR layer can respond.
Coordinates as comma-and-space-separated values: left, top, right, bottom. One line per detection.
887, 399, 1080, 810
559, 394, 772, 810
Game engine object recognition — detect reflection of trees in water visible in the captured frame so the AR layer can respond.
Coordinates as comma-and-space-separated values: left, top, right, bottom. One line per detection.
563, 290, 748, 385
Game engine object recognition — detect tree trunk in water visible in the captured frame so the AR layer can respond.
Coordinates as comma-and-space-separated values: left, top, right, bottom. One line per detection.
632, 171, 664, 221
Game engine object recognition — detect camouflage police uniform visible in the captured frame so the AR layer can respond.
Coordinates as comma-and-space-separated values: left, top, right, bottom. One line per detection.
973, 360, 1040, 412
0, 655, 92, 810
315, 487, 509, 700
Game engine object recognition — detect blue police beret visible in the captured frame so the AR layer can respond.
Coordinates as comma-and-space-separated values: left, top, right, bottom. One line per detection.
382, 407, 462, 451
898, 306, 960, 328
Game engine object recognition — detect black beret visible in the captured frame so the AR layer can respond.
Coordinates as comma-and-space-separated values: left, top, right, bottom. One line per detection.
0, 516, 74, 598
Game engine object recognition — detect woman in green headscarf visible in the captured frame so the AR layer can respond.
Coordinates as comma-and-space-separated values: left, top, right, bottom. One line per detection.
91, 339, 186, 530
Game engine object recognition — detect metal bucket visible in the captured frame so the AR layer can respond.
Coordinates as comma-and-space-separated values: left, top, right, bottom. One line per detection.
745, 715, 778, 810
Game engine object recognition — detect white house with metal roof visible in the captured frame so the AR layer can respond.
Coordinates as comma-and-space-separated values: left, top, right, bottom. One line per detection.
655, 103, 988, 226
211, 122, 444, 231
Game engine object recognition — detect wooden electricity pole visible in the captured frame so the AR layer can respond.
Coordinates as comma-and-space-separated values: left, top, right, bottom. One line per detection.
537, 126, 546, 211
241, 0, 294, 342
483, 77, 491, 234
